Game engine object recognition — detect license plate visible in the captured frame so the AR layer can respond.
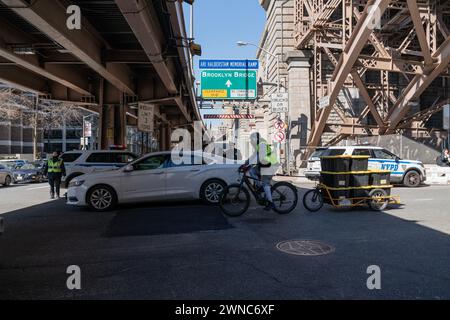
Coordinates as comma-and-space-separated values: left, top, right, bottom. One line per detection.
16, 176, 23, 181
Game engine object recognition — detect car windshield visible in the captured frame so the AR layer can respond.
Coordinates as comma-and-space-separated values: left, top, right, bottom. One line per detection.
3, 163, 17, 169
17, 163, 40, 170
310, 148, 327, 158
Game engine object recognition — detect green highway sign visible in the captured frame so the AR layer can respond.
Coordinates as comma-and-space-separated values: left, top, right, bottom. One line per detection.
201, 69, 257, 100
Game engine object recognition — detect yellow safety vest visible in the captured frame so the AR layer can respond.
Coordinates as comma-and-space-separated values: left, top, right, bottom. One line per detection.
256, 143, 279, 165
47, 159, 63, 173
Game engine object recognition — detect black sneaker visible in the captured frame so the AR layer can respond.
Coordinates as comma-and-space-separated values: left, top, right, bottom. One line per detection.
264, 201, 276, 211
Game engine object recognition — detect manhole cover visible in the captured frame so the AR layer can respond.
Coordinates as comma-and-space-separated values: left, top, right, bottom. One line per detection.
276, 240, 335, 256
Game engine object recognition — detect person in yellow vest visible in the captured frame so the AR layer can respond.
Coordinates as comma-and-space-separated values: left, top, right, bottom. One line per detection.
245, 132, 280, 211
43, 151, 66, 199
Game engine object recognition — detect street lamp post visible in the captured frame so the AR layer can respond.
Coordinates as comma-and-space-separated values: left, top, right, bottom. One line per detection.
237, 41, 280, 93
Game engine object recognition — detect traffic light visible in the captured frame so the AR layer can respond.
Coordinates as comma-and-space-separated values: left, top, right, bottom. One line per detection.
189, 42, 202, 56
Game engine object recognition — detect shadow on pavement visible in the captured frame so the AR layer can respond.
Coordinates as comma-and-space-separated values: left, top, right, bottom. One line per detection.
104, 202, 232, 237
1, 186, 450, 299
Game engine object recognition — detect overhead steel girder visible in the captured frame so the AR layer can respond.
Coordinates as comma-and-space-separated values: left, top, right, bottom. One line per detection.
0, 18, 92, 96
166, 0, 202, 123
0, 47, 92, 96
384, 37, 450, 133
0, 0, 135, 95
115, 0, 178, 95
0, 65, 48, 94
356, 55, 425, 74
406, 0, 434, 66
308, 0, 392, 147
322, 47, 385, 128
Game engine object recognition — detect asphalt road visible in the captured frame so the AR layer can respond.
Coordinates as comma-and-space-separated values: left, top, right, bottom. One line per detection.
1, 182, 450, 299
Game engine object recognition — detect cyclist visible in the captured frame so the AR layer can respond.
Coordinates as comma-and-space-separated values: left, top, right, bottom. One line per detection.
243, 132, 280, 211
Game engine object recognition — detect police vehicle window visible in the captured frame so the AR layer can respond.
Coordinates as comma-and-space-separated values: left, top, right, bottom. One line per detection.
112, 153, 136, 164
353, 149, 371, 156
86, 153, 113, 163
134, 155, 167, 171
325, 149, 345, 156
0, 165, 5, 169
61, 153, 82, 163
373, 149, 397, 160
311, 148, 327, 158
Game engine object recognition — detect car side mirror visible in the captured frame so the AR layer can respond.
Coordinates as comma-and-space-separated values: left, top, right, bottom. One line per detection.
395, 156, 400, 162
123, 164, 134, 172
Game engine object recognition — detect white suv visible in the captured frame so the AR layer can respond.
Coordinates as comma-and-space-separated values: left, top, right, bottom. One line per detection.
305, 146, 426, 187
61, 150, 138, 188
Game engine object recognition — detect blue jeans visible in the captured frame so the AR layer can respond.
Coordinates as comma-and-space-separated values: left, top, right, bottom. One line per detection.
249, 166, 273, 202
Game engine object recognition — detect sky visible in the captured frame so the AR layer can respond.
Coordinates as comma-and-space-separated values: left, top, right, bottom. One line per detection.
184, 0, 266, 127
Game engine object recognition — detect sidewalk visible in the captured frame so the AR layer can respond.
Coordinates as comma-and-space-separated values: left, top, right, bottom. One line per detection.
274, 168, 315, 186
424, 164, 450, 185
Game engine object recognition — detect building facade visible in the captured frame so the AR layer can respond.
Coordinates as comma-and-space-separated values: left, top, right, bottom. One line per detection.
257, 0, 312, 172
0, 119, 44, 158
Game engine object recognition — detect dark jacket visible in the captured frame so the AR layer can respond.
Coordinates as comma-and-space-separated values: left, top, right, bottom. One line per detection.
43, 157, 66, 177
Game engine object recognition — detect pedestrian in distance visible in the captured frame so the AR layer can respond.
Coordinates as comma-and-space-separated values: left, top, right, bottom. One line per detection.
441, 148, 450, 166
43, 151, 66, 199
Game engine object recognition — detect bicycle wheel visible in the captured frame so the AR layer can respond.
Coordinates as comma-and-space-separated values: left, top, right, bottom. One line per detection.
219, 184, 250, 217
303, 189, 324, 212
368, 188, 389, 211
271, 182, 298, 214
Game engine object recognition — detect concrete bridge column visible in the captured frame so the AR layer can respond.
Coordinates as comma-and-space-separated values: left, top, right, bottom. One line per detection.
286, 50, 312, 170
99, 105, 115, 149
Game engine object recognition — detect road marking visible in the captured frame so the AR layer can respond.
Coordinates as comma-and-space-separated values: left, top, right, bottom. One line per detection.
26, 185, 48, 191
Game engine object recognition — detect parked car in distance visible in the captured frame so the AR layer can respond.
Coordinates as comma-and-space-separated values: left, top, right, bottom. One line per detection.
0, 159, 27, 169
61, 150, 138, 188
306, 145, 426, 187
0, 164, 13, 186
12, 162, 47, 184
66, 151, 242, 211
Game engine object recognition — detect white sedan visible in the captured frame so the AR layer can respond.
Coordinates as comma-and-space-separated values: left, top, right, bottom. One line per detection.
66, 151, 243, 211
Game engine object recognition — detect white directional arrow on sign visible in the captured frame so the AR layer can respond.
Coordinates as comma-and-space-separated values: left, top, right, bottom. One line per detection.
225, 80, 232, 88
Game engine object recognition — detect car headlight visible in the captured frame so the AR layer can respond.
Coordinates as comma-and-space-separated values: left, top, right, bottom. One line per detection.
69, 180, 85, 188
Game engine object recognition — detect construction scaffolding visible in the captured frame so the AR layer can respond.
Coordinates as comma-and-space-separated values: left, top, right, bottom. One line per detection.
294, 0, 450, 149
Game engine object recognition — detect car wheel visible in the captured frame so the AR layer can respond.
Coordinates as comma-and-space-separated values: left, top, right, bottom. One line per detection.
87, 185, 117, 212
403, 170, 421, 188
200, 179, 226, 205
3, 175, 12, 187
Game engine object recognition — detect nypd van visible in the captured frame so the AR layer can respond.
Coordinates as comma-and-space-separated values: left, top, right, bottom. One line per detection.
305, 146, 426, 187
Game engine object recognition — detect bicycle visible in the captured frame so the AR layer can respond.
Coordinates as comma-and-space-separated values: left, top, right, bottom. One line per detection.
219, 165, 298, 217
